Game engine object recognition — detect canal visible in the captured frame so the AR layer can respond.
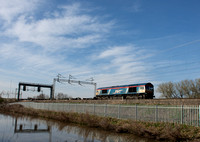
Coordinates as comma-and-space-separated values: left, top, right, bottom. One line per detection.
0, 113, 156, 142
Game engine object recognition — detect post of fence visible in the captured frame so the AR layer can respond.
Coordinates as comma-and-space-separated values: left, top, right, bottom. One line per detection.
191, 106, 192, 126
36, 103, 40, 109
155, 105, 158, 122
47, 102, 49, 110
118, 105, 121, 119
181, 105, 184, 124
62, 103, 65, 112
68, 103, 70, 112
38, 102, 40, 110
75, 103, 77, 113
35, 102, 36, 109
93, 104, 95, 114
104, 104, 107, 117
199, 105, 200, 126
83, 104, 85, 113
135, 104, 138, 121
196, 106, 198, 127
44, 103, 46, 110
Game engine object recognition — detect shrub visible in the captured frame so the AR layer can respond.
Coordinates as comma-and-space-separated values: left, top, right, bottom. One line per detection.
0, 97, 4, 103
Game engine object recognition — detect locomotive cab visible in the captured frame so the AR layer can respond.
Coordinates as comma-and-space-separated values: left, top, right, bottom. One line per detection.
145, 83, 154, 99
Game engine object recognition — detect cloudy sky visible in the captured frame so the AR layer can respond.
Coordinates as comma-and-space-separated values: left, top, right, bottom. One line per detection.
0, 0, 200, 98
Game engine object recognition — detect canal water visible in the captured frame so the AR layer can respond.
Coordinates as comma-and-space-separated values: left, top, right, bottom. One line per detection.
0, 113, 155, 142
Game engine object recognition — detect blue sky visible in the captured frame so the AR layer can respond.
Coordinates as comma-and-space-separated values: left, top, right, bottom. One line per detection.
0, 0, 200, 98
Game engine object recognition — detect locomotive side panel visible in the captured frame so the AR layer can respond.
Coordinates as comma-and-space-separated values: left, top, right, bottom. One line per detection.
96, 83, 154, 99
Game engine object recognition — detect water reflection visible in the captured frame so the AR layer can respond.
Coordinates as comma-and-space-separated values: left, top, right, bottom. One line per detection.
14, 118, 51, 134
0, 113, 155, 142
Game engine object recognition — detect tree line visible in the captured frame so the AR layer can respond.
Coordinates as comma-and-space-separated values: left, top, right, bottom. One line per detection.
157, 78, 200, 98
35, 92, 71, 100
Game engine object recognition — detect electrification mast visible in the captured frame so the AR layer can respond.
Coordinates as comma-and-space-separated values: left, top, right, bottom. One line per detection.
53, 74, 97, 98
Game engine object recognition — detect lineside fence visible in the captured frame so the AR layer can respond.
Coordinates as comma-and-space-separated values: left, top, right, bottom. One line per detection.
13, 102, 200, 126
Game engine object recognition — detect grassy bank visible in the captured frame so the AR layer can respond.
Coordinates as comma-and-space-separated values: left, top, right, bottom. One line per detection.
0, 104, 200, 141
0, 97, 16, 104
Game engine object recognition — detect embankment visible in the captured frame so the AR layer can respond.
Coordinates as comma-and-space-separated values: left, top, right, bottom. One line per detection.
0, 104, 200, 141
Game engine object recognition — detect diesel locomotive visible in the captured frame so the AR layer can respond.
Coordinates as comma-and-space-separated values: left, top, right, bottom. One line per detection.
96, 82, 154, 99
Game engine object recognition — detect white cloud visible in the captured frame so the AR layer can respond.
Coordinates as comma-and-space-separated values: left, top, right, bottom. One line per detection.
0, 44, 49, 66
0, 1, 153, 98
124, 0, 142, 13
4, 3, 113, 51
58, 3, 81, 16
0, 1, 114, 82
98, 46, 131, 58
0, 41, 96, 84
131, 2, 142, 12
93, 45, 153, 87
0, 0, 39, 24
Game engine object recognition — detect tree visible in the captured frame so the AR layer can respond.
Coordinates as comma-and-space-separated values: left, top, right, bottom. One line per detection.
56, 93, 69, 100
157, 82, 177, 98
180, 80, 192, 98
175, 82, 184, 98
158, 78, 200, 98
191, 79, 200, 98
196, 78, 200, 95
37, 94, 48, 99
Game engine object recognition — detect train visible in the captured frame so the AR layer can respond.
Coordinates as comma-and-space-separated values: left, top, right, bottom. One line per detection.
96, 82, 154, 99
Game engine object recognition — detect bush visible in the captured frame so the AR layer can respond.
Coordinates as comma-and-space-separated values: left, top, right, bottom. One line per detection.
157, 78, 200, 98
0, 97, 4, 103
